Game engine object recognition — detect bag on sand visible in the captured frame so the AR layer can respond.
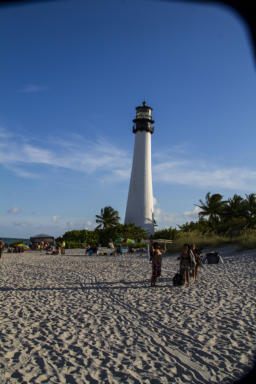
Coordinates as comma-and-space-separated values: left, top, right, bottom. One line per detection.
173, 271, 185, 286
206, 252, 220, 264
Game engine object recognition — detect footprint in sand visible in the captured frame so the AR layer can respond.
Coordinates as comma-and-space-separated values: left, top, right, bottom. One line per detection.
239, 354, 249, 365
206, 336, 216, 347
198, 334, 206, 342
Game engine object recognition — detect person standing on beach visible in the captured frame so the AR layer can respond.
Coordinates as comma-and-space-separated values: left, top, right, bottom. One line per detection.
0, 239, 5, 259
189, 244, 196, 282
149, 240, 154, 261
180, 244, 193, 286
191, 244, 203, 281
150, 242, 166, 287
40, 241, 44, 251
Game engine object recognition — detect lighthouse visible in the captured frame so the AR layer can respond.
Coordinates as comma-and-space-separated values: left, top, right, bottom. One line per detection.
124, 101, 155, 235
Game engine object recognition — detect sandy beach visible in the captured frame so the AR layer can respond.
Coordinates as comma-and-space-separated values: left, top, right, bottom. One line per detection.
0, 247, 256, 384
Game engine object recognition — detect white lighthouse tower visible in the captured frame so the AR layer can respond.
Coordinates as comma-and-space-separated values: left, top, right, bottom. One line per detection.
124, 101, 155, 235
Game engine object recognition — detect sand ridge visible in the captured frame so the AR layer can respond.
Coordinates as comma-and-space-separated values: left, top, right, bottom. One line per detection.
0, 247, 256, 383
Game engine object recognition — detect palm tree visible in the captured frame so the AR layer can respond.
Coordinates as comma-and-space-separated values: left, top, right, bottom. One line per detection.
245, 193, 256, 229
223, 194, 247, 219
95, 206, 120, 229
220, 194, 248, 235
197, 192, 226, 230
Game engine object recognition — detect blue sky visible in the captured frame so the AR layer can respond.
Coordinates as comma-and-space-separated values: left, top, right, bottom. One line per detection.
0, 0, 256, 238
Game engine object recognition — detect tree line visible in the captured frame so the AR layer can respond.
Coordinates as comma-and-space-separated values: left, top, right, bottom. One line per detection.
56, 206, 148, 248
57, 193, 256, 248
153, 193, 256, 240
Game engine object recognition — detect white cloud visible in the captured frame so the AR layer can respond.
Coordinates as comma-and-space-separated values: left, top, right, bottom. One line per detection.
8, 207, 21, 214
154, 207, 180, 224
113, 169, 131, 179
2, 127, 256, 192
84, 220, 93, 230
20, 84, 48, 93
153, 197, 181, 227
183, 206, 202, 220
153, 197, 205, 228
0, 215, 96, 238
0, 129, 131, 180
153, 160, 256, 191
23, 145, 53, 164
5, 166, 39, 179
52, 215, 61, 223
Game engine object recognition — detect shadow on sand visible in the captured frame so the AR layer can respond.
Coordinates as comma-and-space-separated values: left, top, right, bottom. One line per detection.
0, 278, 173, 292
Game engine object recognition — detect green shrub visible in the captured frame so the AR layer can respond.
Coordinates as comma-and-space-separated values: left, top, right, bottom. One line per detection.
168, 231, 230, 254
167, 229, 256, 253
234, 229, 256, 250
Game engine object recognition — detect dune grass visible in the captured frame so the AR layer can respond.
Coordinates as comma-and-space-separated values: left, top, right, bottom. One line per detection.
165, 230, 256, 254
234, 230, 256, 251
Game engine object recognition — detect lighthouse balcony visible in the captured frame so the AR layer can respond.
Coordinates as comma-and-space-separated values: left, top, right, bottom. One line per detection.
133, 125, 154, 134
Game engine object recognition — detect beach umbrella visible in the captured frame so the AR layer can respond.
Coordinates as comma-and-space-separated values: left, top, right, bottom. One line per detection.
16, 243, 29, 248
114, 237, 124, 244
122, 238, 135, 244
114, 238, 135, 245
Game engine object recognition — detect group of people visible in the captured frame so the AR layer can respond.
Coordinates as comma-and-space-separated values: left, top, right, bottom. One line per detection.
0, 238, 68, 257
179, 243, 203, 285
150, 242, 203, 287
7, 246, 24, 253
0, 239, 25, 255
85, 244, 127, 256
85, 244, 99, 255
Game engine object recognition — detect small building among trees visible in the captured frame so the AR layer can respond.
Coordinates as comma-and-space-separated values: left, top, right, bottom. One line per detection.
30, 234, 55, 249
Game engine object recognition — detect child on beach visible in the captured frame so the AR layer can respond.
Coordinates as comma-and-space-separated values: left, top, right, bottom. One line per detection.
191, 243, 203, 281
180, 244, 193, 286
150, 242, 166, 287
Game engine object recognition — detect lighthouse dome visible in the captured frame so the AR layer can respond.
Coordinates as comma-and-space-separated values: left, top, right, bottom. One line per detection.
133, 101, 154, 134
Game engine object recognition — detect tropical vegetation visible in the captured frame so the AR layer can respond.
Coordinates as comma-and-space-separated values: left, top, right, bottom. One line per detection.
152, 192, 256, 252
56, 207, 148, 248
95, 206, 120, 229
57, 194, 256, 251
